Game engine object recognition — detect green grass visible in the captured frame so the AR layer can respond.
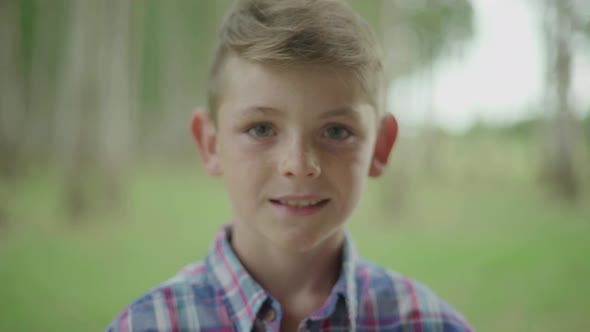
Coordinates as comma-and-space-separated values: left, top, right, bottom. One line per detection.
0, 160, 589, 331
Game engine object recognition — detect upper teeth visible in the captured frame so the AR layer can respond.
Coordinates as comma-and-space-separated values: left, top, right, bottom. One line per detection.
279, 200, 322, 207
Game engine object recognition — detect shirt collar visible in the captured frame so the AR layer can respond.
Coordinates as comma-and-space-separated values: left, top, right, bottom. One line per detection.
205, 224, 359, 332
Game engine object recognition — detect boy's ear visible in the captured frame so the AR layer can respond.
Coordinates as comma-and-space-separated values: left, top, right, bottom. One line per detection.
369, 113, 398, 177
191, 109, 223, 176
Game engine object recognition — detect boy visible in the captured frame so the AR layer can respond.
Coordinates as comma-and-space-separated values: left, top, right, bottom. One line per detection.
107, 0, 474, 331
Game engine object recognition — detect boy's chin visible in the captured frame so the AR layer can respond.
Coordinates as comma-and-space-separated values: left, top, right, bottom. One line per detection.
265, 224, 345, 254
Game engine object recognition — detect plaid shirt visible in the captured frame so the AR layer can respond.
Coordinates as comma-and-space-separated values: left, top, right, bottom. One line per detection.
107, 225, 473, 332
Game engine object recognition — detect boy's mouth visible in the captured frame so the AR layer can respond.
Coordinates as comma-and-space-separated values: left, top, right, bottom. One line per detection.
269, 199, 329, 207
269, 196, 331, 216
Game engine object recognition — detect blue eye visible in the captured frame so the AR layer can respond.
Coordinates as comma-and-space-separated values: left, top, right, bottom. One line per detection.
323, 125, 351, 140
248, 124, 275, 138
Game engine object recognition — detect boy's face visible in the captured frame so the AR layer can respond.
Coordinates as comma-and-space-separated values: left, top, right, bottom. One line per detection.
192, 56, 397, 253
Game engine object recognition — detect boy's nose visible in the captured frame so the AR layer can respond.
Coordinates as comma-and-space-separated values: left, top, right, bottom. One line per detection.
278, 140, 321, 179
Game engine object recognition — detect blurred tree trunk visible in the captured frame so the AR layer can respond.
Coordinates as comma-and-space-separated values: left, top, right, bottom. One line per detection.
140, 1, 227, 160
0, 1, 26, 179
157, 2, 188, 157
154, 2, 215, 159
55, 1, 100, 221
422, 60, 439, 175
0, 1, 28, 226
23, 0, 65, 164
543, 0, 578, 200
95, 0, 135, 211
553, 21, 577, 199
55, 1, 134, 221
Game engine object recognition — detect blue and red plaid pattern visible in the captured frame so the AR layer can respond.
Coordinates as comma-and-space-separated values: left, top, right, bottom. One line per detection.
106, 225, 473, 331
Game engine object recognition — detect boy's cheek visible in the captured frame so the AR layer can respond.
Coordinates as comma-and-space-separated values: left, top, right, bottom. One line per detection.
220, 143, 268, 164
322, 146, 371, 167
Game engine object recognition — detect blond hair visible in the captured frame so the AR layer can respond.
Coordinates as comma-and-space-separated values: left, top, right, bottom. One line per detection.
207, 0, 383, 119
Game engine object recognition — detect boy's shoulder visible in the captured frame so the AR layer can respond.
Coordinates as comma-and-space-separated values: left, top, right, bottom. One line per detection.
354, 258, 472, 331
106, 260, 226, 332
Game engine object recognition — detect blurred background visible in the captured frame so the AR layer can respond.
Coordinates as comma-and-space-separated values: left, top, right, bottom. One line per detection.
1, 0, 589, 331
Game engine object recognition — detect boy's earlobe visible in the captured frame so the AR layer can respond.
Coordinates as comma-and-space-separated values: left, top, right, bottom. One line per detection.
369, 113, 398, 177
191, 109, 223, 176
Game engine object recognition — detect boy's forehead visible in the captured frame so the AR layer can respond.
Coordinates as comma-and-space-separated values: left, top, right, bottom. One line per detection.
225, 55, 356, 83
219, 55, 368, 107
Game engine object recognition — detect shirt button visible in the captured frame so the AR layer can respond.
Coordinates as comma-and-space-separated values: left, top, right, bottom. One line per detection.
264, 308, 277, 322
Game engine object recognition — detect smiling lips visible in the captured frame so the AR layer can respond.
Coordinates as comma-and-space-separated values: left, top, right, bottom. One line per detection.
269, 195, 331, 216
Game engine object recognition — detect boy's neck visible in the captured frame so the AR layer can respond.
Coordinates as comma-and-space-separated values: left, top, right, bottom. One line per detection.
230, 224, 344, 318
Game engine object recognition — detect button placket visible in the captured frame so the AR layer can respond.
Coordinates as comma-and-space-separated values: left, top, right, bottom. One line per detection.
297, 318, 311, 332
264, 307, 277, 322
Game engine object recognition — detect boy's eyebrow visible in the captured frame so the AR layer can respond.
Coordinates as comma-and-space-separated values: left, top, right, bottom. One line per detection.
242, 106, 283, 116
240, 106, 360, 119
319, 107, 361, 119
